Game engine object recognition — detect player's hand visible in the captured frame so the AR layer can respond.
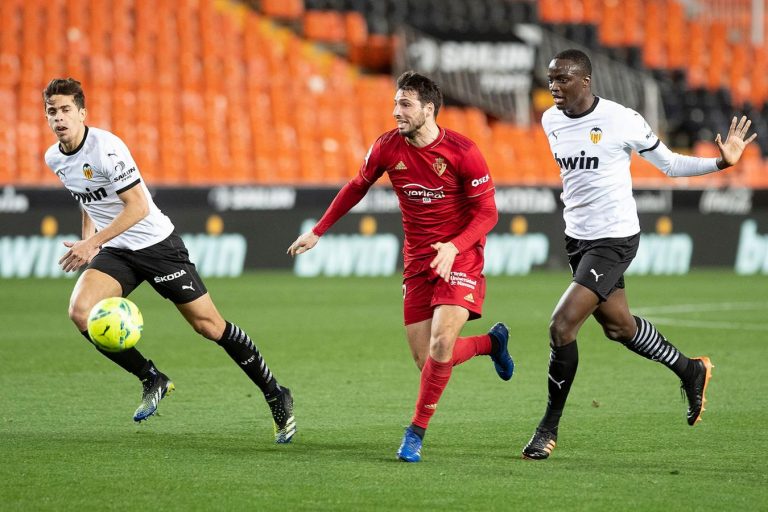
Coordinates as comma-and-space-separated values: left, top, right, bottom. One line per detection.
430, 242, 459, 282
59, 240, 100, 272
715, 115, 757, 168
287, 231, 320, 257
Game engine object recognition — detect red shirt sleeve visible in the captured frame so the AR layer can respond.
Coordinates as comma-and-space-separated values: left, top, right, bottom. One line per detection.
450, 190, 498, 252
312, 139, 383, 236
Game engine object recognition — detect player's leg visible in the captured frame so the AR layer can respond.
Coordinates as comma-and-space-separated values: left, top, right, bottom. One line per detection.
524, 235, 617, 460
175, 293, 295, 442
70, 267, 155, 378
404, 310, 502, 372
437, 251, 514, 379
398, 304, 468, 462
594, 289, 713, 426
522, 282, 596, 460
405, 318, 431, 370
72, 255, 174, 423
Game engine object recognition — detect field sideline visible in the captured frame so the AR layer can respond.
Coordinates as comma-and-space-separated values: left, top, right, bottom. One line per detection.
2, 270, 767, 511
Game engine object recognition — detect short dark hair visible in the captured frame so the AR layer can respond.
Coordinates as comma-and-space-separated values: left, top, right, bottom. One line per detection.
43, 78, 86, 110
396, 71, 443, 118
553, 49, 592, 76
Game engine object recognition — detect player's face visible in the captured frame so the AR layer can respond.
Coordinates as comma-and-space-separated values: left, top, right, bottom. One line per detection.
45, 95, 86, 150
393, 89, 429, 138
547, 58, 592, 115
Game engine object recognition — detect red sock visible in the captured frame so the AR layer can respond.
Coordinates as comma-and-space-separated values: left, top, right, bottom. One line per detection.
451, 334, 492, 366
411, 356, 453, 429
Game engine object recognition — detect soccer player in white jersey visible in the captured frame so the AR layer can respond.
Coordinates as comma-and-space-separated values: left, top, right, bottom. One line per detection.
43, 78, 296, 443
522, 50, 757, 460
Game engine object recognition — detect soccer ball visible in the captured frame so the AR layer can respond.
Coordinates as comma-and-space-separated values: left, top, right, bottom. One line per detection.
87, 297, 143, 352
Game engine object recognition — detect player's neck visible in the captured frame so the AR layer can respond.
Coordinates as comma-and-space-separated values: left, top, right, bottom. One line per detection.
60, 125, 87, 153
565, 95, 597, 116
406, 122, 440, 148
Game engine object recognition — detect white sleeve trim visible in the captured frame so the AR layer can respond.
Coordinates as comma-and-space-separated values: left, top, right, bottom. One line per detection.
640, 139, 720, 177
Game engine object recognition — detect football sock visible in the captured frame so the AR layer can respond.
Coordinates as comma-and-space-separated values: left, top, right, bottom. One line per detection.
623, 316, 689, 378
539, 341, 579, 431
409, 424, 426, 439
217, 321, 280, 397
411, 356, 453, 429
451, 334, 492, 366
81, 329, 148, 377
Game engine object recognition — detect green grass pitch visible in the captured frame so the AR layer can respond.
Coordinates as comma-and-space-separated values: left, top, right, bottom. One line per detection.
1, 271, 766, 511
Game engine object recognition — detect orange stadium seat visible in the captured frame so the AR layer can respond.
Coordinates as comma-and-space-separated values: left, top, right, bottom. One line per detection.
261, 0, 304, 20
345, 11, 368, 46
303, 10, 345, 43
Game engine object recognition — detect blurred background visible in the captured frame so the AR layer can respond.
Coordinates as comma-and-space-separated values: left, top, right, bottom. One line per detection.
1, 0, 768, 278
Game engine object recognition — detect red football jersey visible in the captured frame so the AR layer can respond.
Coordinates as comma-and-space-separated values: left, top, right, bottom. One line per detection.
360, 127, 495, 262
313, 127, 497, 266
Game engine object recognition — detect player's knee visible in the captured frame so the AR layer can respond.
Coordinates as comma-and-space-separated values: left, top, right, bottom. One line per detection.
429, 333, 454, 361
549, 316, 575, 346
68, 302, 90, 331
190, 317, 221, 341
602, 323, 635, 343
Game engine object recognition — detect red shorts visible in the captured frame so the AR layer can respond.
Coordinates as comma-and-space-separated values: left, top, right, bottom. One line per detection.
402, 247, 486, 326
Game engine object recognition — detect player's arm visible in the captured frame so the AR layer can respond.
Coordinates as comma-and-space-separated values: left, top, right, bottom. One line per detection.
81, 208, 96, 240
430, 191, 498, 281
641, 116, 756, 177
431, 144, 499, 281
288, 139, 384, 256
59, 184, 149, 272
287, 174, 373, 256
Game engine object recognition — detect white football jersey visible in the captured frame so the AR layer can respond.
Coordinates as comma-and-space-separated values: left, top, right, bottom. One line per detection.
542, 97, 657, 240
45, 126, 174, 250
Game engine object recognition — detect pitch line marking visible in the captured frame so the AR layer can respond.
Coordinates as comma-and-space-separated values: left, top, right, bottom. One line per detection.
634, 302, 768, 331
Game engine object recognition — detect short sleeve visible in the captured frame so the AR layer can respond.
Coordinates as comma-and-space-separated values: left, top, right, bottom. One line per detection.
622, 108, 659, 154
99, 135, 141, 193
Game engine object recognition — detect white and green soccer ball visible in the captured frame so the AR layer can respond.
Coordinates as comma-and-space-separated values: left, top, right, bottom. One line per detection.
87, 297, 143, 352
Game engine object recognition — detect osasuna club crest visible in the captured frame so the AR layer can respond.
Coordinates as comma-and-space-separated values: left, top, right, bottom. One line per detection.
432, 157, 447, 176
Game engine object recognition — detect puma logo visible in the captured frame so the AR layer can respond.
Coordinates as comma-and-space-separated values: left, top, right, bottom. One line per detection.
181, 282, 195, 291
590, 268, 604, 282
548, 374, 566, 390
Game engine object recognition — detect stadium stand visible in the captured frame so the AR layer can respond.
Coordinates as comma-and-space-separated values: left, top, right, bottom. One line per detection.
0, 0, 766, 187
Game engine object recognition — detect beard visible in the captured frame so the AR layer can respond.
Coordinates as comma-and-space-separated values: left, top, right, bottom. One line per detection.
397, 115, 426, 138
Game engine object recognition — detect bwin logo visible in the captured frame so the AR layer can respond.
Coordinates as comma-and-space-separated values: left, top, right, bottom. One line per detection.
554, 151, 599, 171
69, 187, 108, 204
154, 269, 187, 283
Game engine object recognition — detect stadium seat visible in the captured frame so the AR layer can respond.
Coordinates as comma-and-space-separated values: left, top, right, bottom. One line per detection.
261, 0, 304, 20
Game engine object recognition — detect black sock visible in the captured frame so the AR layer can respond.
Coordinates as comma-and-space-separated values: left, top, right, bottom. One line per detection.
539, 341, 579, 431
409, 424, 426, 439
217, 321, 280, 397
624, 317, 689, 378
81, 330, 148, 377
489, 333, 500, 355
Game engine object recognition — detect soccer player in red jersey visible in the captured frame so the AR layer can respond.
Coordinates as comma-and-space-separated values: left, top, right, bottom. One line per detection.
288, 71, 514, 462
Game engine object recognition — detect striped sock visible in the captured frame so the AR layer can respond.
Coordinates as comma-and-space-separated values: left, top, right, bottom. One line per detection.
217, 321, 280, 397
624, 316, 689, 378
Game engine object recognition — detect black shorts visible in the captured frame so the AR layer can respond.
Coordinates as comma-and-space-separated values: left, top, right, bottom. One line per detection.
565, 233, 640, 302
88, 233, 207, 304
